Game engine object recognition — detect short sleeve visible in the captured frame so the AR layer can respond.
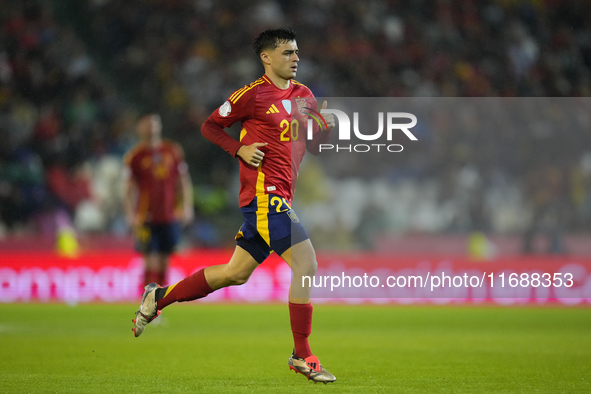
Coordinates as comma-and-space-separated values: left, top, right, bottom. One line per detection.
209, 86, 255, 128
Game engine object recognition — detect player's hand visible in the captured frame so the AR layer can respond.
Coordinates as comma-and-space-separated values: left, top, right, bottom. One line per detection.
320, 100, 335, 130
237, 142, 267, 167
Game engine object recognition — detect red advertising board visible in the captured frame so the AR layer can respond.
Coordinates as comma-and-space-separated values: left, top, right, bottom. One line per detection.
1, 251, 590, 305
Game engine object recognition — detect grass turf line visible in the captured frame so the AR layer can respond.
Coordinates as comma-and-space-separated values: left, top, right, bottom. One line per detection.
0, 304, 589, 393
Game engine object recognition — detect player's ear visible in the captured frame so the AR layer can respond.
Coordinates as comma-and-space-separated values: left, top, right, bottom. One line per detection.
260, 51, 271, 65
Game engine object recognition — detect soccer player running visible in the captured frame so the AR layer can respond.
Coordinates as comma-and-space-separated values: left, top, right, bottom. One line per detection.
123, 112, 194, 289
132, 28, 336, 383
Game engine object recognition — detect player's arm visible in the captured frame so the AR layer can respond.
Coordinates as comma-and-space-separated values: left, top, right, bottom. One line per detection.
201, 117, 245, 158
122, 163, 140, 230
306, 100, 334, 156
201, 117, 267, 167
201, 91, 267, 167
180, 172, 194, 222
174, 146, 194, 225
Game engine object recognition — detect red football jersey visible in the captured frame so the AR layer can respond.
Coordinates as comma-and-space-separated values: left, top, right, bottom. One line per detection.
203, 75, 329, 207
124, 140, 187, 223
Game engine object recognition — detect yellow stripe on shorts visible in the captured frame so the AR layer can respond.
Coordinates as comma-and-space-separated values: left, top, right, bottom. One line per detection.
256, 194, 271, 246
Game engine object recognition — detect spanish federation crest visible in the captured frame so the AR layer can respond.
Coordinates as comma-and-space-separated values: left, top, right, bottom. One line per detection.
295, 98, 308, 116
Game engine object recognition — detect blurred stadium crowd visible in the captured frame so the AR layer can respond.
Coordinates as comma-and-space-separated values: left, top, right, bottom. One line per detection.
1, 0, 591, 251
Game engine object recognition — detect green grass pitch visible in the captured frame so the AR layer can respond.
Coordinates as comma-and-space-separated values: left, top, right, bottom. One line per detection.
1, 303, 589, 393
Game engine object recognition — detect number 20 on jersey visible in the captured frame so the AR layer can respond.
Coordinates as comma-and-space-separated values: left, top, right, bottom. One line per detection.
279, 119, 299, 142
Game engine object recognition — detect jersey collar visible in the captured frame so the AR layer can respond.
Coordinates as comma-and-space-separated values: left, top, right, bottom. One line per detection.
262, 74, 293, 91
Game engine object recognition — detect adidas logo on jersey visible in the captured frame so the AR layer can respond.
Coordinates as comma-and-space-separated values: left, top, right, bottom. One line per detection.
266, 104, 280, 114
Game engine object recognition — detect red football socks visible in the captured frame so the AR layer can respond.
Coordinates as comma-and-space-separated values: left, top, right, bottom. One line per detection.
289, 302, 313, 359
156, 268, 213, 310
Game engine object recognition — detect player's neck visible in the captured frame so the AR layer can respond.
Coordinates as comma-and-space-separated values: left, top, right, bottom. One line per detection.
142, 137, 162, 148
265, 72, 291, 90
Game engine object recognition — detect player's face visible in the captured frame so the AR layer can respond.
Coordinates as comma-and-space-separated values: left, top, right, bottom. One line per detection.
266, 40, 299, 80
137, 114, 162, 141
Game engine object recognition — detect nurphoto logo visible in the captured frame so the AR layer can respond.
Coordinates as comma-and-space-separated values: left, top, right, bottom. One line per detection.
304, 106, 418, 153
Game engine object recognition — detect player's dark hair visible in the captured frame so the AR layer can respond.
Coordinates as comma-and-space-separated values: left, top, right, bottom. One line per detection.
253, 28, 296, 56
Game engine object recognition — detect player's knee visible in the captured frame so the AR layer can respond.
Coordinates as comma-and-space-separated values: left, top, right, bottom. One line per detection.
307, 259, 318, 276
226, 270, 251, 286
293, 258, 317, 277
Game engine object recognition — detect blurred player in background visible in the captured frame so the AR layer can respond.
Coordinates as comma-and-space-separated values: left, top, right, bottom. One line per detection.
123, 112, 194, 289
132, 28, 336, 383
